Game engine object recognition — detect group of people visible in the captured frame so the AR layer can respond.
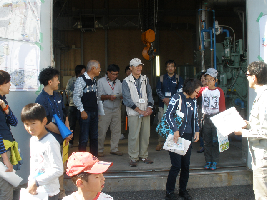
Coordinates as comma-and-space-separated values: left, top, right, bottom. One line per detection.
0, 59, 266, 200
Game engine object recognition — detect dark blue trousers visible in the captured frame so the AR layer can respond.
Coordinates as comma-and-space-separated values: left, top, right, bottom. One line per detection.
166, 133, 192, 193
78, 111, 98, 157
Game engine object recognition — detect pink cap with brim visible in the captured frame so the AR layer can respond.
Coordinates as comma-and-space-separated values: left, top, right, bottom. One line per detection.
66, 152, 113, 177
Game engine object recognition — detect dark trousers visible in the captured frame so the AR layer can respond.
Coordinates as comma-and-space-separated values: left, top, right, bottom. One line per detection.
203, 117, 219, 162
78, 111, 98, 157
68, 106, 79, 144
166, 133, 192, 193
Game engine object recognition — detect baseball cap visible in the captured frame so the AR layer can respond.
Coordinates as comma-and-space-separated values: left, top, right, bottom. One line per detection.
130, 58, 143, 67
205, 68, 218, 78
66, 152, 113, 176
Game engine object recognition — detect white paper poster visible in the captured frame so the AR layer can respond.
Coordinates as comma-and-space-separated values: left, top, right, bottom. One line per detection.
0, 39, 40, 91
259, 15, 267, 61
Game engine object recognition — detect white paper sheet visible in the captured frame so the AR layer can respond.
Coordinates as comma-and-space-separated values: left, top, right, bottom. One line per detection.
98, 101, 105, 115
20, 188, 48, 200
210, 107, 247, 137
0, 162, 22, 187
217, 130, 229, 152
163, 134, 191, 155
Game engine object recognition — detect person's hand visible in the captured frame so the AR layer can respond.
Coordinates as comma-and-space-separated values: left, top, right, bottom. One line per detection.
144, 107, 153, 117
194, 132, 199, 142
2, 152, 13, 172
110, 95, 116, 101
0, 99, 6, 110
65, 133, 73, 143
234, 130, 243, 135
162, 98, 170, 106
28, 180, 38, 195
81, 111, 88, 120
173, 131, 180, 143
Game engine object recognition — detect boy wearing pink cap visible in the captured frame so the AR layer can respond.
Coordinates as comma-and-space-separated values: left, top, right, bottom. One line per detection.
64, 152, 113, 200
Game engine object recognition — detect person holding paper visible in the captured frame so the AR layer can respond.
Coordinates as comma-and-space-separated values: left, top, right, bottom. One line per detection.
197, 68, 226, 171
165, 78, 201, 200
235, 61, 267, 199
21, 103, 63, 200
73, 60, 101, 156
156, 60, 184, 151
0, 70, 19, 200
97, 64, 123, 157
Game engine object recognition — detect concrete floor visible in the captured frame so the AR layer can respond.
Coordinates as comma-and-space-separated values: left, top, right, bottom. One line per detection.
68, 124, 246, 172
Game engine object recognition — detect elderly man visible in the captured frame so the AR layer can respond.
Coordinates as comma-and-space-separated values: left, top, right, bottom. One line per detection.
73, 60, 101, 157
122, 58, 154, 167
98, 64, 123, 157
235, 61, 267, 200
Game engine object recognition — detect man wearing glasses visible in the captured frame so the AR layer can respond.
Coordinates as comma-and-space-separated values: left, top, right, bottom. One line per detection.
235, 61, 267, 199
97, 64, 123, 157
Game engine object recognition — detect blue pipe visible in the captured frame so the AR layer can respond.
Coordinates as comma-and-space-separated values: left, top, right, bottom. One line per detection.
223, 29, 230, 37
201, 29, 213, 50
212, 10, 216, 70
235, 98, 245, 109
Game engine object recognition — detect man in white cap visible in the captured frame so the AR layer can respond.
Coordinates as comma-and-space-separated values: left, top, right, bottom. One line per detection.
122, 58, 154, 167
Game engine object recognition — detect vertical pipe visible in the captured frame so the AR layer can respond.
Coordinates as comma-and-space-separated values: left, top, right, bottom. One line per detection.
80, 31, 83, 65
213, 10, 217, 70
242, 11, 245, 53
105, 29, 108, 71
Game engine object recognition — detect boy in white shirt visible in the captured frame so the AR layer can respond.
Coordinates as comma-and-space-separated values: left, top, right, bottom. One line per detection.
21, 103, 63, 200
64, 152, 113, 200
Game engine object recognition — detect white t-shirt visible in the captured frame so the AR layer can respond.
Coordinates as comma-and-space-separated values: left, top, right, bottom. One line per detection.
29, 133, 63, 196
63, 192, 113, 200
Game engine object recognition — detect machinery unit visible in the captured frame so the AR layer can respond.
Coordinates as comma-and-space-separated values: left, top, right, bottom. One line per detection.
196, 7, 247, 118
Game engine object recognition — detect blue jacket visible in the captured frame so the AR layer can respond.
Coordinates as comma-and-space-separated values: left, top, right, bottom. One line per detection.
156, 73, 184, 108
35, 89, 66, 144
165, 92, 199, 136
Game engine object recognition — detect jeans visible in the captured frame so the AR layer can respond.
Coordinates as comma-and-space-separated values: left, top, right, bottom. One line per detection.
78, 111, 98, 157
68, 106, 79, 144
166, 133, 192, 193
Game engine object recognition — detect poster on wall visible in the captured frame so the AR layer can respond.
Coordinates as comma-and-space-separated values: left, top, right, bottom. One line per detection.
259, 15, 267, 61
0, 39, 40, 91
0, 0, 41, 43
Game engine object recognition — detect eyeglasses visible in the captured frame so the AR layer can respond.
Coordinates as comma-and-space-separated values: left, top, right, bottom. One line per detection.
245, 73, 251, 77
109, 72, 119, 76
195, 90, 200, 94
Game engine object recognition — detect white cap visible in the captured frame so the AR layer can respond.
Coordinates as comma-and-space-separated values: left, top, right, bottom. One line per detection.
205, 68, 218, 78
130, 58, 143, 67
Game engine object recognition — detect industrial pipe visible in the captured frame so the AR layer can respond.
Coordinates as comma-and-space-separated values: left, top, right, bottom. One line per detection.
223, 29, 230, 38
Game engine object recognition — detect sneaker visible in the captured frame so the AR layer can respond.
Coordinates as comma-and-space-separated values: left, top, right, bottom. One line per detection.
156, 144, 164, 151
165, 192, 178, 200
98, 152, 104, 157
129, 160, 138, 167
210, 162, 217, 170
197, 147, 204, 153
141, 158, 153, 164
110, 151, 123, 156
179, 190, 192, 200
204, 162, 212, 169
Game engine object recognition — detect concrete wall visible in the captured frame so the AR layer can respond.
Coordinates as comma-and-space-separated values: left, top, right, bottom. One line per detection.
7, 0, 53, 183
246, 0, 267, 169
